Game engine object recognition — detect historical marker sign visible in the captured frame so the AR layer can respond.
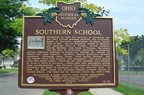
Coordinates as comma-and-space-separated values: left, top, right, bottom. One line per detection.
19, 2, 118, 89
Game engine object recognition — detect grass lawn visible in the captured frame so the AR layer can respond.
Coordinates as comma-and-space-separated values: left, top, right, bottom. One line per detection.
119, 70, 144, 75
77, 91, 92, 95
43, 90, 60, 95
43, 90, 92, 95
114, 84, 144, 95
119, 81, 144, 90
0, 69, 18, 74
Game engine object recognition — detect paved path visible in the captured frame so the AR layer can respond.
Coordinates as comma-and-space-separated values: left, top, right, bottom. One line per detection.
90, 88, 123, 95
0, 73, 44, 95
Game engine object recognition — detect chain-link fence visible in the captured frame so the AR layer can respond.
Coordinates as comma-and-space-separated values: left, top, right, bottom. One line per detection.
117, 39, 144, 90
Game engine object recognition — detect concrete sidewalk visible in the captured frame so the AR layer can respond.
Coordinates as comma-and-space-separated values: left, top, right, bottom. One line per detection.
89, 88, 123, 95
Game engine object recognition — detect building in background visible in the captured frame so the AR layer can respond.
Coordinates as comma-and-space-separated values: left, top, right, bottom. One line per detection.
0, 54, 19, 69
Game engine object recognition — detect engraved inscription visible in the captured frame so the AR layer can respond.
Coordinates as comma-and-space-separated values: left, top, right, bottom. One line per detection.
26, 36, 112, 83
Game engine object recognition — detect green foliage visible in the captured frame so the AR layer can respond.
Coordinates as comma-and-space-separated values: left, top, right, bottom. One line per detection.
21, 4, 40, 16
77, 91, 92, 95
2, 49, 13, 58
116, 46, 129, 56
0, 66, 2, 69
2, 49, 18, 59
11, 18, 23, 36
120, 35, 144, 61
114, 28, 130, 45
0, 0, 39, 54
0, 69, 18, 74
0, 0, 23, 20
78, 7, 101, 25
114, 28, 131, 56
82, 3, 103, 13
0, 0, 23, 53
39, 0, 87, 6
42, 90, 92, 95
114, 84, 144, 95
36, 7, 60, 25
11, 5, 40, 37
121, 35, 144, 46
0, 24, 19, 53
43, 90, 60, 95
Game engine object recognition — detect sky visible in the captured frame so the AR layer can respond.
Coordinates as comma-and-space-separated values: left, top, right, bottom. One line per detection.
25, 0, 144, 36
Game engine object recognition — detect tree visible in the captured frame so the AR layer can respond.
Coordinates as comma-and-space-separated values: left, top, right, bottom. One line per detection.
0, 0, 23, 54
10, 5, 40, 37
2, 49, 19, 59
121, 35, 144, 46
120, 35, 144, 63
81, 3, 103, 13
0, 0, 39, 58
114, 28, 131, 56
